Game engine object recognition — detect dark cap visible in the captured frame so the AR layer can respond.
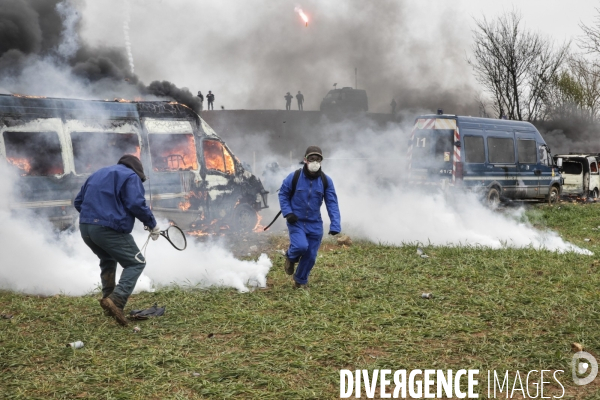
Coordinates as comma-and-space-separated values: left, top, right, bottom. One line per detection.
118, 154, 147, 182
305, 146, 323, 159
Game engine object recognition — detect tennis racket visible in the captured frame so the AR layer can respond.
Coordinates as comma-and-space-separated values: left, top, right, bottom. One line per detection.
160, 225, 187, 251
136, 225, 187, 263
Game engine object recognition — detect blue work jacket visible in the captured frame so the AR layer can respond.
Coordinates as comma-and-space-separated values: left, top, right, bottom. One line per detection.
278, 168, 341, 235
74, 164, 156, 233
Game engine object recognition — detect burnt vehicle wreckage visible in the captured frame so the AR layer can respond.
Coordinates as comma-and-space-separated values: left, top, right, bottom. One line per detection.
0, 95, 268, 233
553, 153, 600, 200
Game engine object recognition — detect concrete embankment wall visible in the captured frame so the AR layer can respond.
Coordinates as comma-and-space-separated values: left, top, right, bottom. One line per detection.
200, 109, 395, 174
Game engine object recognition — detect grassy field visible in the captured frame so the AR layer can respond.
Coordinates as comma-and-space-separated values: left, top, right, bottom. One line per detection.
2, 203, 600, 399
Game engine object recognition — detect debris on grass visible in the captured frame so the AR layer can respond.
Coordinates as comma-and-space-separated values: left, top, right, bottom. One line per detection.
207, 333, 214, 338
249, 245, 258, 252
66, 341, 84, 349
572, 342, 584, 352
129, 304, 165, 320
133, 326, 141, 334
420, 254, 429, 259
584, 238, 591, 242
417, 248, 424, 255
1, 313, 13, 319
192, 372, 200, 377
337, 235, 352, 246
421, 293, 433, 299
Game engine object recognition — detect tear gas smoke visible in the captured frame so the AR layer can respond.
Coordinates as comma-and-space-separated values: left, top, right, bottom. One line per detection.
277, 116, 592, 254
0, 164, 271, 296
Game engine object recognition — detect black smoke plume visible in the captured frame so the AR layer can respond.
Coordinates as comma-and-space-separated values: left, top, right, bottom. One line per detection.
0, 0, 200, 112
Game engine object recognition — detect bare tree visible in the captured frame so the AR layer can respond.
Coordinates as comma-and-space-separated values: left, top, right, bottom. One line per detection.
546, 56, 600, 121
468, 10, 569, 121
579, 9, 600, 55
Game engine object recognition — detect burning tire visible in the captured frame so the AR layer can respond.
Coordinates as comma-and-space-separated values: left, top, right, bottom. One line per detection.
548, 186, 559, 205
486, 187, 501, 209
233, 203, 258, 232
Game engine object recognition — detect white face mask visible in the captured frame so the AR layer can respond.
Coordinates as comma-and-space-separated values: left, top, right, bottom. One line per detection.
307, 161, 321, 172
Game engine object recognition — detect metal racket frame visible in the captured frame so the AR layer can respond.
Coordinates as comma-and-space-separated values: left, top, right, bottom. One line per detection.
161, 225, 187, 251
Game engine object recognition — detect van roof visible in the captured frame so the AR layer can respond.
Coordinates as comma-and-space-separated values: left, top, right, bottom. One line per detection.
555, 153, 600, 158
328, 88, 367, 94
416, 114, 537, 130
0, 94, 196, 120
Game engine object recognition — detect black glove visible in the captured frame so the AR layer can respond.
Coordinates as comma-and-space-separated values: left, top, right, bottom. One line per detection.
285, 213, 298, 224
329, 231, 339, 236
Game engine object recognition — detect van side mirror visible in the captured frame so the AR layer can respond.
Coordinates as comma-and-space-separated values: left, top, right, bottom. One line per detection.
454, 141, 461, 147
556, 158, 563, 168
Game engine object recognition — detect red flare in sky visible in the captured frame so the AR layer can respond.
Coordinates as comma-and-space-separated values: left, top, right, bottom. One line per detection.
295, 6, 309, 27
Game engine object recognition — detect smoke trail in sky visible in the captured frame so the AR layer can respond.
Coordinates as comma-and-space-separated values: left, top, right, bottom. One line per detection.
123, 0, 134, 74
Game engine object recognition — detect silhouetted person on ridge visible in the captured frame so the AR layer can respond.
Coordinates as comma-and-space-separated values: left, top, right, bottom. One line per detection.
390, 98, 397, 116
285, 92, 293, 110
296, 91, 304, 111
207, 91, 215, 110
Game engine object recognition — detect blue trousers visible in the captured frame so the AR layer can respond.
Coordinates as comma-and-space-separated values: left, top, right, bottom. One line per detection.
286, 223, 323, 285
80, 224, 145, 308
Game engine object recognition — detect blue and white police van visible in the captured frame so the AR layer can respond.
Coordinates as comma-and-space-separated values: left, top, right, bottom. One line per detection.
407, 113, 562, 206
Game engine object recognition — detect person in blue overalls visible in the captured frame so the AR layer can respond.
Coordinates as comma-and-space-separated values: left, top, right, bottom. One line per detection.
278, 146, 341, 289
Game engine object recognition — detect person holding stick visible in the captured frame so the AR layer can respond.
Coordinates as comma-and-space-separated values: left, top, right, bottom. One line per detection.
278, 146, 341, 289
74, 155, 160, 326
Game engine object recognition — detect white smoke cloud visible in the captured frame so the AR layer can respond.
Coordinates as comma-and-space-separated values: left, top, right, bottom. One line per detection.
319, 118, 592, 254
0, 164, 271, 296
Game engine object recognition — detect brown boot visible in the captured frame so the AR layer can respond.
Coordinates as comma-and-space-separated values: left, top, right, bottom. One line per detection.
284, 257, 296, 276
294, 282, 308, 290
99, 297, 128, 326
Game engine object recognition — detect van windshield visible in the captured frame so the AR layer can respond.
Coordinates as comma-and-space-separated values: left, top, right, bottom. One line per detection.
411, 130, 454, 169
563, 161, 583, 175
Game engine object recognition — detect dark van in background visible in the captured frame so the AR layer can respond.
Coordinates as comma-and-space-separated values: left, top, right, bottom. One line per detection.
319, 87, 368, 113
408, 114, 562, 206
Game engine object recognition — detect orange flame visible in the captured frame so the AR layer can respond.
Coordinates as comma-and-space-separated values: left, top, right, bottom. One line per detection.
178, 200, 191, 211
12, 94, 47, 99
253, 214, 264, 232
152, 135, 198, 172
7, 157, 32, 174
203, 140, 234, 174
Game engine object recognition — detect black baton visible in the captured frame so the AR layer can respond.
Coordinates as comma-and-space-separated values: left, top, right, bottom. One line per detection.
263, 210, 282, 231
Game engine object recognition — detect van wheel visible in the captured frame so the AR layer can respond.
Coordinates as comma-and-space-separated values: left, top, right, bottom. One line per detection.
548, 186, 559, 205
590, 189, 599, 200
486, 188, 501, 209
233, 203, 258, 232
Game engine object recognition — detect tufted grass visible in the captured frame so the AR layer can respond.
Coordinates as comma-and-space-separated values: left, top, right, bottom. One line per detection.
1, 204, 600, 399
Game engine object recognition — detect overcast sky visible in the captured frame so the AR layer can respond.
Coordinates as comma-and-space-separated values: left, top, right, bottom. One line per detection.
78, 0, 600, 113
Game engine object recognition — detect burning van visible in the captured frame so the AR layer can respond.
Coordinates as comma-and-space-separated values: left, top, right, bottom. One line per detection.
0, 95, 268, 232
553, 154, 600, 199
408, 113, 562, 206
